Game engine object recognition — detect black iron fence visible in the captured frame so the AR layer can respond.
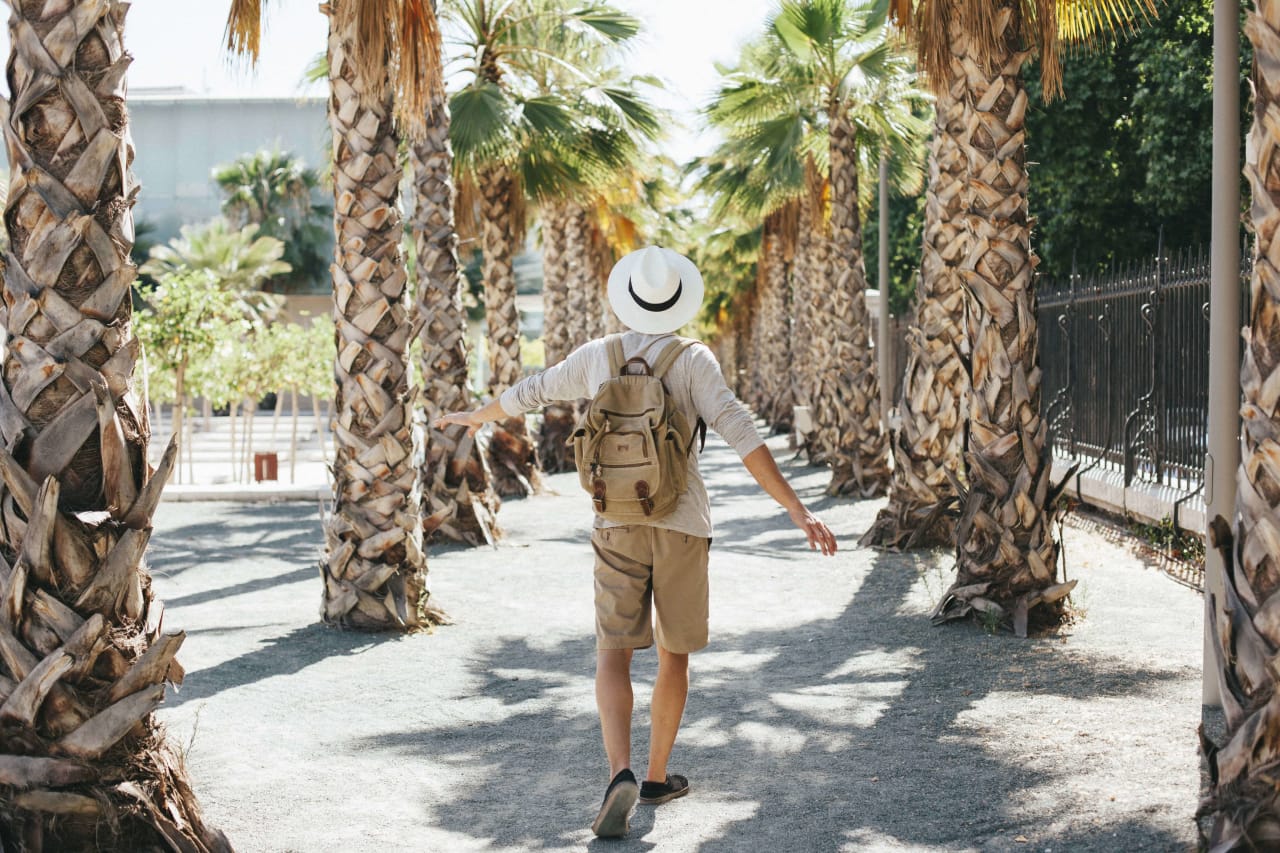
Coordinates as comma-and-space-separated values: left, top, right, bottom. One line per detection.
1036, 240, 1249, 503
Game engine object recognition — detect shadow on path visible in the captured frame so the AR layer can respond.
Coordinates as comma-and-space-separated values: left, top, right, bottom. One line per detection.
170, 623, 383, 706
354, 551, 1190, 852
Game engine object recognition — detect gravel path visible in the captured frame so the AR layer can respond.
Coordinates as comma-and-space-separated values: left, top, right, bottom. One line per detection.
151, 431, 1204, 852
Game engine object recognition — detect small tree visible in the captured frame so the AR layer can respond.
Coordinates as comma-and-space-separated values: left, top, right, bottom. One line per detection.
134, 272, 240, 484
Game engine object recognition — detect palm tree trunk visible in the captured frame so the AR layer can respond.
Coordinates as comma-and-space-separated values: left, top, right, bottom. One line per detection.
560, 202, 592, 351
797, 168, 829, 461
321, 2, 439, 630
409, 69, 501, 548
478, 164, 541, 496
1201, 2, 1280, 843
538, 201, 587, 475
931, 1, 1073, 634
586, 222, 611, 339
759, 219, 793, 432
862, 82, 969, 549
0, 2, 228, 848
816, 109, 890, 497
540, 203, 572, 366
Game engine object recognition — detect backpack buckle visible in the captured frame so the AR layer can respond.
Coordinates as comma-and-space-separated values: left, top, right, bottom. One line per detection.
635, 481, 653, 516
593, 478, 607, 512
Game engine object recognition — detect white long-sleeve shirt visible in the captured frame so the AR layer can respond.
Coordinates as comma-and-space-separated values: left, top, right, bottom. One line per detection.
500, 331, 764, 538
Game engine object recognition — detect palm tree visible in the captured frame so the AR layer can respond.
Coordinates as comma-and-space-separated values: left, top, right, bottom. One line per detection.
448, 0, 647, 494
140, 219, 291, 326
213, 149, 332, 293
703, 10, 926, 480
228, 0, 448, 630
900, 0, 1152, 632
769, 0, 928, 496
409, 2, 502, 547
1200, 0, 1280, 844
0, 1, 229, 848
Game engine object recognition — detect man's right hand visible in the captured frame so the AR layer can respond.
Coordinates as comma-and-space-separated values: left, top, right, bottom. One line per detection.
434, 410, 484, 436
788, 505, 837, 556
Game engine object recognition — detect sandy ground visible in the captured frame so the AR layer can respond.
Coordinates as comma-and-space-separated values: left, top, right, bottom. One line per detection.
150, 431, 1204, 853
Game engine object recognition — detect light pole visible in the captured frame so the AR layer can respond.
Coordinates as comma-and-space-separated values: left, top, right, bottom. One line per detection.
878, 154, 891, 426
1204, 0, 1241, 706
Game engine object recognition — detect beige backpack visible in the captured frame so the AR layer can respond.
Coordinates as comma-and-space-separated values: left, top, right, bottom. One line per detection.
569, 335, 703, 522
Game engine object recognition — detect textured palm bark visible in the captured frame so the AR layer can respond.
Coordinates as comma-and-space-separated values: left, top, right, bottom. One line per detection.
409, 71, 500, 548
0, 2, 229, 848
537, 203, 575, 474
478, 164, 540, 496
563, 202, 595, 351
797, 174, 830, 463
815, 110, 890, 497
322, 5, 438, 630
1201, 1, 1280, 843
586, 223, 610, 339
931, 2, 1074, 634
758, 222, 793, 432
540, 203, 572, 366
745, 280, 767, 414
862, 79, 969, 550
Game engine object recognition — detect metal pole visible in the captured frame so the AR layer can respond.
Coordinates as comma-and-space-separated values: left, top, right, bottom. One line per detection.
878, 154, 891, 426
1204, 0, 1241, 707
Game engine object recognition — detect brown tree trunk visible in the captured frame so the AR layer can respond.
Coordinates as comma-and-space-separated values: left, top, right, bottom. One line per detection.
409, 55, 501, 548
931, 0, 1073, 634
479, 164, 540, 496
540, 203, 572, 366
759, 217, 793, 432
0, 2, 229, 848
321, 2, 441, 629
815, 109, 890, 497
862, 80, 969, 550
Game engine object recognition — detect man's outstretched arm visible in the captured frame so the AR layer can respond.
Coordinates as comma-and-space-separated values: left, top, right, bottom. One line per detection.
741, 445, 838, 556
435, 397, 507, 435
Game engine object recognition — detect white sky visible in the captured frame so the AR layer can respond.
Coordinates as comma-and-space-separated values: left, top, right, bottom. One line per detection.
0, 0, 777, 164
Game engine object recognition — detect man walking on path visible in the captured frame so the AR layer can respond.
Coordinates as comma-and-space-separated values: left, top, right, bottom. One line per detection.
436, 246, 837, 838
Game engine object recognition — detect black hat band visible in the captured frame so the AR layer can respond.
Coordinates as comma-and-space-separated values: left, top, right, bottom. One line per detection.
628, 278, 683, 313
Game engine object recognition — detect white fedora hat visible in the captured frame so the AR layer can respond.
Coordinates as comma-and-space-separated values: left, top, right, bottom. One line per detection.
606, 246, 705, 334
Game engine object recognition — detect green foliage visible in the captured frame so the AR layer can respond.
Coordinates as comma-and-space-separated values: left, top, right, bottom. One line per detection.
447, 0, 661, 202
134, 272, 245, 406
1130, 514, 1206, 567
213, 150, 331, 293
140, 219, 290, 326
1024, 0, 1250, 276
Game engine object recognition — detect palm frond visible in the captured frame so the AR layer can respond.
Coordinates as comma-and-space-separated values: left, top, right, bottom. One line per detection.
569, 5, 641, 41
225, 0, 267, 64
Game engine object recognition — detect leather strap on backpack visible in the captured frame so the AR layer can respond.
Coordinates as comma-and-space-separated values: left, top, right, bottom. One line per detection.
651, 337, 697, 379
650, 338, 708, 455
606, 334, 627, 376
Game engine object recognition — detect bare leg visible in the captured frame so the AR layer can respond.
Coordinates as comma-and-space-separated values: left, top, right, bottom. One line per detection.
646, 646, 689, 782
596, 648, 634, 777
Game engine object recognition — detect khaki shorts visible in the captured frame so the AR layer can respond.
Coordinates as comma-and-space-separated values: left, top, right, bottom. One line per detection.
592, 525, 710, 654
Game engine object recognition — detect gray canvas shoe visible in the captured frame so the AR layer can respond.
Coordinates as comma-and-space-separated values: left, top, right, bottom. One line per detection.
591, 769, 639, 838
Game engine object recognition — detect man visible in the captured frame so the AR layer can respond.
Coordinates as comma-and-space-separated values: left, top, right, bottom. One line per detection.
436, 246, 837, 838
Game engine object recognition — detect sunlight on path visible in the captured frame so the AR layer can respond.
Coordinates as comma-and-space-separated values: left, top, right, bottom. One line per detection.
149, 429, 1205, 852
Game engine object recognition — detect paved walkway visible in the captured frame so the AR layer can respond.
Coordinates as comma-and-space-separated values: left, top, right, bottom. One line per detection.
151, 431, 1204, 852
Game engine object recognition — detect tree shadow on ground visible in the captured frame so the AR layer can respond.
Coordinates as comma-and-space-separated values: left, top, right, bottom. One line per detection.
150, 504, 322, 579
353, 551, 1193, 852
168, 622, 384, 706
161, 565, 316, 609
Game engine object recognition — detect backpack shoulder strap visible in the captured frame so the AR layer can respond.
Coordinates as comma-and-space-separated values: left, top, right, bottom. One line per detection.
651, 337, 698, 380
606, 334, 626, 377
